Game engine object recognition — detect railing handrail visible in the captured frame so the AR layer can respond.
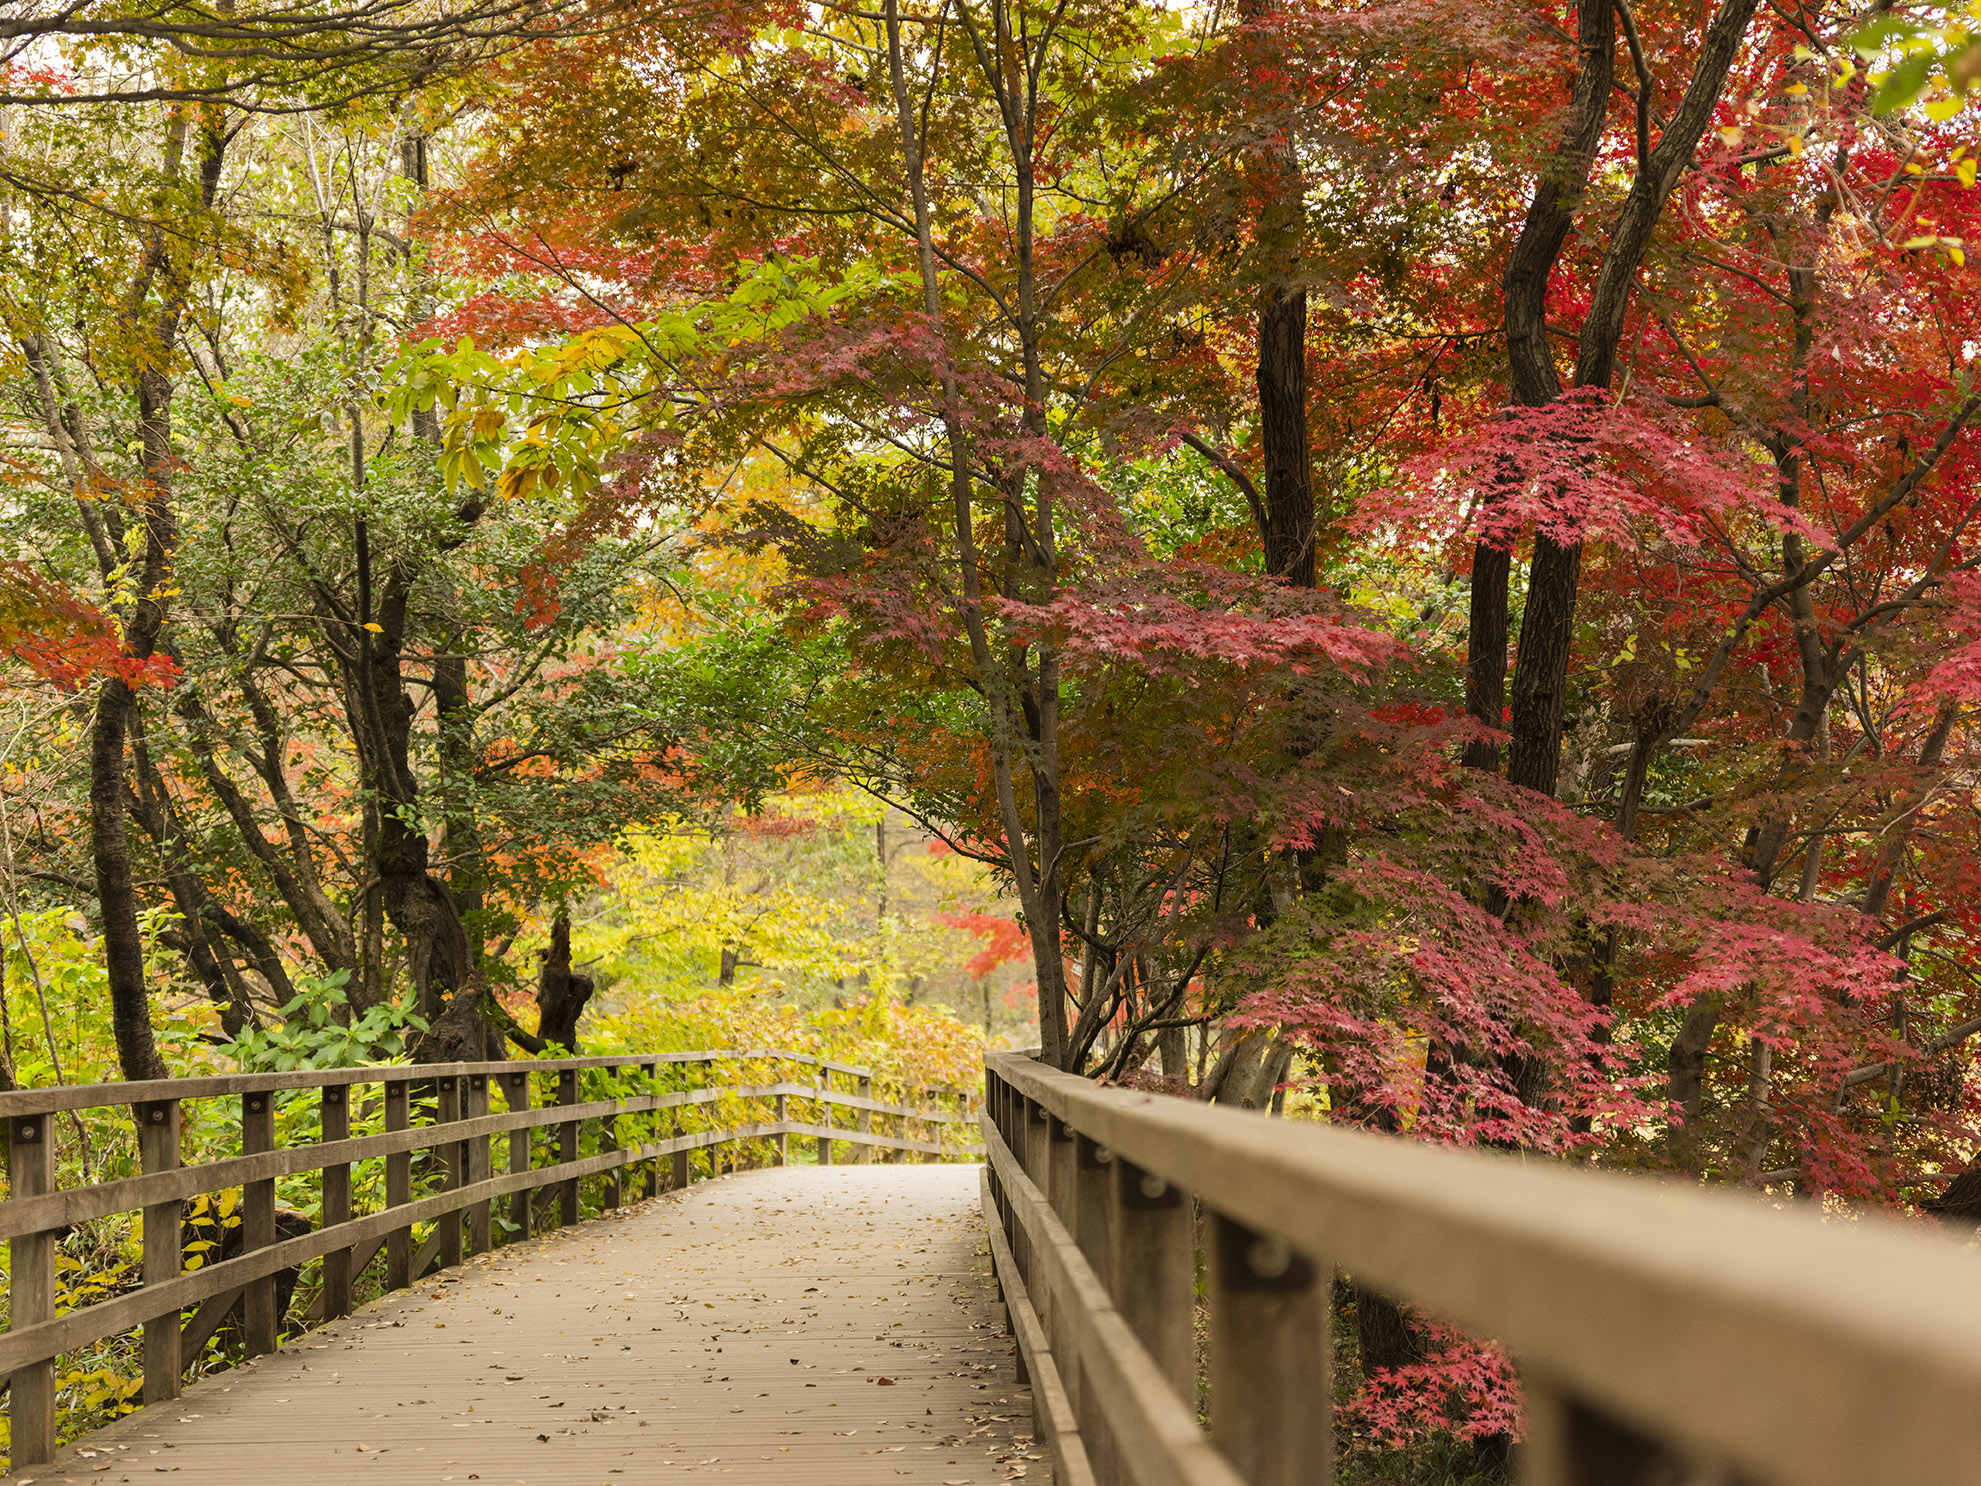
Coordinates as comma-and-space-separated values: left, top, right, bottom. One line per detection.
983, 1049, 1981, 1486
1, 1048, 982, 1470
0, 1045, 968, 1119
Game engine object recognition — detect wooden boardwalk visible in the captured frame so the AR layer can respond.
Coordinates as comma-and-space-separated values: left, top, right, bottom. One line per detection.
4, 1165, 1033, 1484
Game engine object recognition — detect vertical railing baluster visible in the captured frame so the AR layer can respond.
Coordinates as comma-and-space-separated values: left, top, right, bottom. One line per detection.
556, 1067, 579, 1227
436, 1075, 463, 1271
1044, 1115, 1081, 1420
320, 1085, 352, 1319
242, 1089, 279, 1355
1208, 1212, 1330, 1486
773, 1091, 788, 1165
466, 1073, 492, 1255
856, 1073, 872, 1162
816, 1065, 834, 1165
138, 1099, 182, 1401
502, 1070, 531, 1243
1073, 1134, 1114, 1296
1072, 1132, 1120, 1484
1110, 1157, 1193, 1402
8, 1109, 55, 1467
642, 1063, 662, 1200
385, 1078, 412, 1290
1514, 1378, 1675, 1486
602, 1064, 621, 1209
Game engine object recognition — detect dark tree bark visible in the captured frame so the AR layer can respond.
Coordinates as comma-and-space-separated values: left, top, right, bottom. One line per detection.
1464, 0, 1614, 776
1201, 1029, 1292, 1109
1240, 0, 1315, 589
175, 663, 357, 976
91, 111, 227, 1082
326, 507, 494, 1060
533, 913, 595, 1053
433, 647, 487, 962
1351, 1282, 1422, 1375
1501, 0, 1765, 797
1257, 282, 1314, 586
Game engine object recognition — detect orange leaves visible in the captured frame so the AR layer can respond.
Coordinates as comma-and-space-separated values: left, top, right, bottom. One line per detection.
0, 564, 176, 693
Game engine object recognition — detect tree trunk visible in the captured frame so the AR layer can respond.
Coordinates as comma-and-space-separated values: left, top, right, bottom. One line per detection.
1202, 1030, 1292, 1110
1503, 0, 1764, 797
1241, 0, 1314, 590
1257, 282, 1314, 585
1465, 0, 1614, 775
534, 912, 594, 1053
90, 110, 228, 1082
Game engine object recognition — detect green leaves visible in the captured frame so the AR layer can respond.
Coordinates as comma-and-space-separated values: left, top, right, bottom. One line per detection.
1852, 4, 1981, 115
379, 258, 883, 501
227, 969, 430, 1070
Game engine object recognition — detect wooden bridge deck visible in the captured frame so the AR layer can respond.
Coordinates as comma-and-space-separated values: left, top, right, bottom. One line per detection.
3, 1165, 1032, 1485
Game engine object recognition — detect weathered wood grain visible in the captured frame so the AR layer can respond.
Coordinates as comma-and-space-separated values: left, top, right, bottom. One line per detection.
2, 1166, 1031, 1486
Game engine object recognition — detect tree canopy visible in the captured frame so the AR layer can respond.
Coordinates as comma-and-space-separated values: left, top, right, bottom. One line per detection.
5, 0, 1981, 1464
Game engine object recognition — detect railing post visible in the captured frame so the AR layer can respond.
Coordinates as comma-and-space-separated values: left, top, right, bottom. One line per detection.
1208, 1213, 1331, 1486
556, 1067, 579, 1227
1072, 1132, 1121, 1485
602, 1065, 621, 1210
1516, 1378, 1678, 1486
243, 1089, 279, 1354
385, 1078, 412, 1289
1074, 1134, 1114, 1294
773, 1091, 788, 1165
856, 1074, 872, 1162
8, 1109, 55, 1467
320, 1085, 352, 1319
466, 1073, 493, 1255
1111, 1157, 1193, 1402
1046, 1115, 1076, 1226
137, 1099, 182, 1402
642, 1063, 662, 1199
435, 1074, 463, 1271
502, 1070, 532, 1242
816, 1066, 834, 1165
1020, 1099, 1050, 1298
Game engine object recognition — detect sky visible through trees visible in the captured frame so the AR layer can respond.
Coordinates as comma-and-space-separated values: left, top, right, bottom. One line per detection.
3, 0, 1981, 1468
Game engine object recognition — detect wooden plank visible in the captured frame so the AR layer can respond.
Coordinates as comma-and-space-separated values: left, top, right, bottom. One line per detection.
0, 1114, 973, 1381
1207, 1212, 1328, 1486
0, 1051, 971, 1121
465, 1073, 493, 1256
984, 1116, 1246, 1486
136, 1099, 181, 1403
385, 1078, 412, 1292
435, 1076, 463, 1272
7, 1111, 55, 1467
989, 1051, 1981, 1486
0, 1090, 652, 1240
981, 1169, 1098, 1486
320, 1084, 353, 1321
241, 1091, 278, 1356
502, 1069, 531, 1242
0, 1082, 975, 1244
3, 1167, 1026, 1486
555, 1068, 578, 1229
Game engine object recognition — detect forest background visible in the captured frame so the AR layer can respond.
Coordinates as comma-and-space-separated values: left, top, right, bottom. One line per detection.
4, 0, 1981, 1473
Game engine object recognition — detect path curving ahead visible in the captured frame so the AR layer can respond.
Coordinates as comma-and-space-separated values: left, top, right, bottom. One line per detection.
5, 1165, 1034, 1484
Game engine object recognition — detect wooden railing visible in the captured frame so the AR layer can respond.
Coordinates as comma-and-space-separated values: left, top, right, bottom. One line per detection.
0, 1047, 979, 1466
982, 1049, 1981, 1486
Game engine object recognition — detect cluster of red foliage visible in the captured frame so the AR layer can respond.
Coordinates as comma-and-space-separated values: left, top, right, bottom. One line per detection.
0, 564, 177, 692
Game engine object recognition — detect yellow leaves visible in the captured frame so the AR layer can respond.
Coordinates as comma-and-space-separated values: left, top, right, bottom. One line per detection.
362, 622, 383, 634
